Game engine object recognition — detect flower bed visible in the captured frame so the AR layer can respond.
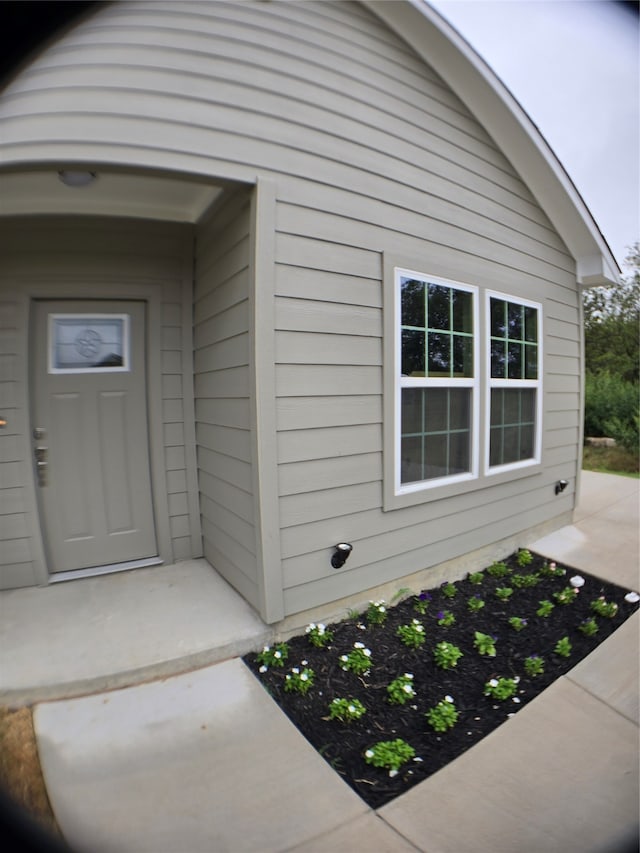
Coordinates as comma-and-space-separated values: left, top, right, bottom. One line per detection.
244, 551, 638, 809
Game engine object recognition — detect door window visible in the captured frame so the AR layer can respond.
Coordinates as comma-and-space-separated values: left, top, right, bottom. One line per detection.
49, 314, 130, 373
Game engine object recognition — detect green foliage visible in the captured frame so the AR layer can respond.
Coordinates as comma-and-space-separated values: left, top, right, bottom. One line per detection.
284, 666, 315, 694
578, 618, 599, 637
434, 641, 464, 669
554, 636, 572, 658
467, 595, 485, 612
305, 623, 334, 648
484, 677, 518, 700
536, 599, 555, 618
524, 655, 545, 677
426, 697, 459, 732
495, 587, 514, 601
366, 600, 388, 626
413, 592, 431, 614
511, 572, 540, 589
440, 581, 458, 599
396, 619, 426, 649
539, 561, 565, 578
256, 642, 289, 669
584, 372, 639, 450
467, 571, 484, 585
387, 673, 416, 705
508, 616, 528, 632
590, 597, 619, 618
364, 739, 416, 772
553, 586, 578, 605
516, 548, 533, 567
474, 631, 497, 656
328, 697, 366, 723
436, 609, 456, 627
487, 561, 511, 578
339, 642, 372, 675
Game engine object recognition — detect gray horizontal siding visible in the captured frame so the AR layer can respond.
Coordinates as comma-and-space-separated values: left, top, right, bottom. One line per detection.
194, 189, 259, 608
0, 0, 582, 614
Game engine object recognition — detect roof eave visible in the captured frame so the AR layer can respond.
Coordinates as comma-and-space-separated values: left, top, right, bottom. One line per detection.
363, 0, 621, 287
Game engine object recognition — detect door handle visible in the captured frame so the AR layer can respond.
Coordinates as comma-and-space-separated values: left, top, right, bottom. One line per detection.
35, 446, 48, 462
34, 446, 48, 486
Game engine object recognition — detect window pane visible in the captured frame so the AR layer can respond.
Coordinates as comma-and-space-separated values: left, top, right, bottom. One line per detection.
401, 330, 425, 376
520, 424, 535, 458
401, 388, 424, 433
503, 426, 520, 465
401, 435, 423, 485
489, 428, 503, 467
452, 289, 473, 333
507, 342, 523, 379
449, 431, 470, 474
525, 306, 538, 342
504, 389, 521, 423
490, 389, 504, 426
449, 388, 470, 430
491, 298, 506, 337
525, 343, 538, 379
401, 279, 425, 328
427, 284, 450, 331
51, 315, 127, 372
520, 389, 536, 422
507, 302, 523, 339
491, 340, 506, 378
424, 434, 447, 479
453, 335, 473, 377
489, 389, 536, 467
428, 333, 450, 376
424, 388, 448, 432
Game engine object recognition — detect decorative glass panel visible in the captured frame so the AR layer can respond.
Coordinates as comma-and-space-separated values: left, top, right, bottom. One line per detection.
49, 315, 129, 373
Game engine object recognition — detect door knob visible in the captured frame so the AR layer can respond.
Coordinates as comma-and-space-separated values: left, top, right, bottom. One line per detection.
33, 427, 46, 440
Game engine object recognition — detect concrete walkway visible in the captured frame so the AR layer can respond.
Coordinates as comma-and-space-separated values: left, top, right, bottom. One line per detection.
5, 472, 640, 852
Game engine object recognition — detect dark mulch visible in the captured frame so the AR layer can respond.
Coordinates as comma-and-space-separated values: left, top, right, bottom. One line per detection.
243, 552, 638, 809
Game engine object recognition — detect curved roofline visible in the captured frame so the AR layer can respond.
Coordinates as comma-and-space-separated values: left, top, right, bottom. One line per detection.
364, 0, 620, 286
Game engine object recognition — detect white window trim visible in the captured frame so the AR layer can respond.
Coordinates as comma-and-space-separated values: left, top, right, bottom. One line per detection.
394, 268, 480, 496
484, 290, 543, 476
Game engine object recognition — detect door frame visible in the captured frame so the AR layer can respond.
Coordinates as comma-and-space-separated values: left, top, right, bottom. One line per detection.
22, 277, 174, 583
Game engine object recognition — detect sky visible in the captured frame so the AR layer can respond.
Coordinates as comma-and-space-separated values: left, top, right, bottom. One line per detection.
428, 0, 639, 273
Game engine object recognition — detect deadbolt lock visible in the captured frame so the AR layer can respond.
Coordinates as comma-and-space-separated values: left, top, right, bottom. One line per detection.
33, 427, 46, 440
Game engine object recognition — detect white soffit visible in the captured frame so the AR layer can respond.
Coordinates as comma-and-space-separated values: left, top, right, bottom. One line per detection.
0, 171, 223, 223
365, 0, 620, 286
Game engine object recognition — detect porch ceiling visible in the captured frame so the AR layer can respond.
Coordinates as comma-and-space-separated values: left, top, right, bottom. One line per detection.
0, 170, 223, 223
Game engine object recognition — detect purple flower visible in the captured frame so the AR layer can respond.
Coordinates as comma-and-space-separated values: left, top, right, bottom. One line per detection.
436, 611, 445, 620
420, 592, 432, 601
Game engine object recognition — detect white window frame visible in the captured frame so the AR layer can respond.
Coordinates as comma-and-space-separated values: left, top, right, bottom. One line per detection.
485, 291, 542, 475
394, 268, 480, 496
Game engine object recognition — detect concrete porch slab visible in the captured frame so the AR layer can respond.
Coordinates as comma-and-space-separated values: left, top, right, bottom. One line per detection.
0, 560, 270, 704
34, 658, 368, 853
284, 812, 420, 852
379, 676, 639, 853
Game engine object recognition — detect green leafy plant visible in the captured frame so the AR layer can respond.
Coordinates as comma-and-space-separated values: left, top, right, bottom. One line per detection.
486, 561, 511, 578
554, 636, 572, 658
484, 676, 519, 700
495, 587, 513, 601
366, 600, 388, 626
284, 665, 315, 694
539, 560, 566, 578
387, 673, 416, 705
396, 619, 426, 649
426, 696, 459, 732
467, 571, 484, 585
467, 595, 485, 612
441, 581, 458, 599
591, 597, 619, 618
328, 697, 366, 723
434, 641, 464, 669
256, 642, 289, 671
554, 586, 579, 605
305, 622, 334, 648
508, 616, 528, 632
339, 642, 372, 675
516, 548, 533, 567
436, 609, 456, 627
536, 599, 555, 617
578, 618, 599, 637
392, 587, 412, 603
364, 739, 416, 773
474, 631, 497, 656
413, 591, 432, 614
524, 655, 545, 677
511, 573, 540, 589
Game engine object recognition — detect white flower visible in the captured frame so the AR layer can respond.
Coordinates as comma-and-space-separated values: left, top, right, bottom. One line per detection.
404, 673, 414, 679
301, 660, 308, 666
300, 673, 308, 681
340, 655, 348, 662
512, 697, 521, 704
514, 676, 521, 684
403, 684, 414, 694
292, 667, 299, 674
348, 705, 356, 713
274, 651, 282, 659
379, 606, 386, 613
357, 623, 366, 630
489, 679, 499, 687
318, 624, 326, 632
445, 695, 454, 703
625, 591, 640, 603
570, 575, 585, 588
389, 769, 398, 778
365, 749, 374, 758
413, 756, 423, 762
263, 645, 270, 652
364, 648, 372, 657
354, 642, 365, 649
305, 623, 315, 633
259, 665, 267, 673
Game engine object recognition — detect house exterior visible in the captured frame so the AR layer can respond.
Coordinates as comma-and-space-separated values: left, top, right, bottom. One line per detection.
0, 0, 618, 624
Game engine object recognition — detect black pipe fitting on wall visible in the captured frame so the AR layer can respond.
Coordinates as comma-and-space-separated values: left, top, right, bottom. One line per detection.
331, 543, 353, 569
555, 479, 569, 495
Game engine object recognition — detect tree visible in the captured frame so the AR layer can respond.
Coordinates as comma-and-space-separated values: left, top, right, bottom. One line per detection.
583, 243, 640, 383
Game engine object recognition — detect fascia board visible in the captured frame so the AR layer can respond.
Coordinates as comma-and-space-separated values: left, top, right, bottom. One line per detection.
363, 0, 620, 286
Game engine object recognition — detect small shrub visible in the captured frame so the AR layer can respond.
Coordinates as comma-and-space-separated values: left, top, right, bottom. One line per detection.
396, 619, 426, 649
524, 655, 545, 677
467, 595, 485, 612
554, 587, 579, 605
387, 673, 416, 705
508, 616, 528, 632
441, 581, 458, 599
474, 631, 497, 656
436, 609, 456, 627
487, 561, 511, 578
495, 587, 514, 601
591, 597, 619, 618
578, 618, 599, 637
364, 739, 416, 772
256, 642, 289, 671
426, 696, 459, 732
413, 591, 432, 614
484, 677, 519, 700
516, 549, 533, 567
539, 561, 565, 578
339, 642, 372, 675
366, 600, 387, 626
328, 698, 366, 723
536, 599, 555, 617
434, 641, 464, 669
554, 636, 572, 658
467, 571, 484, 585
284, 666, 315, 695
305, 623, 334, 648
511, 573, 540, 589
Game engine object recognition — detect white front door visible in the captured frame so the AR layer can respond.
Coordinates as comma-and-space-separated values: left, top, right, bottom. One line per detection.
31, 300, 157, 573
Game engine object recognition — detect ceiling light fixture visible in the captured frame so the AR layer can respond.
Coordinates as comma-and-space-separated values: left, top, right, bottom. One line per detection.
58, 170, 98, 188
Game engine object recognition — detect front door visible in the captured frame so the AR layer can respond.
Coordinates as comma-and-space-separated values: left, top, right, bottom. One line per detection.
31, 300, 157, 573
